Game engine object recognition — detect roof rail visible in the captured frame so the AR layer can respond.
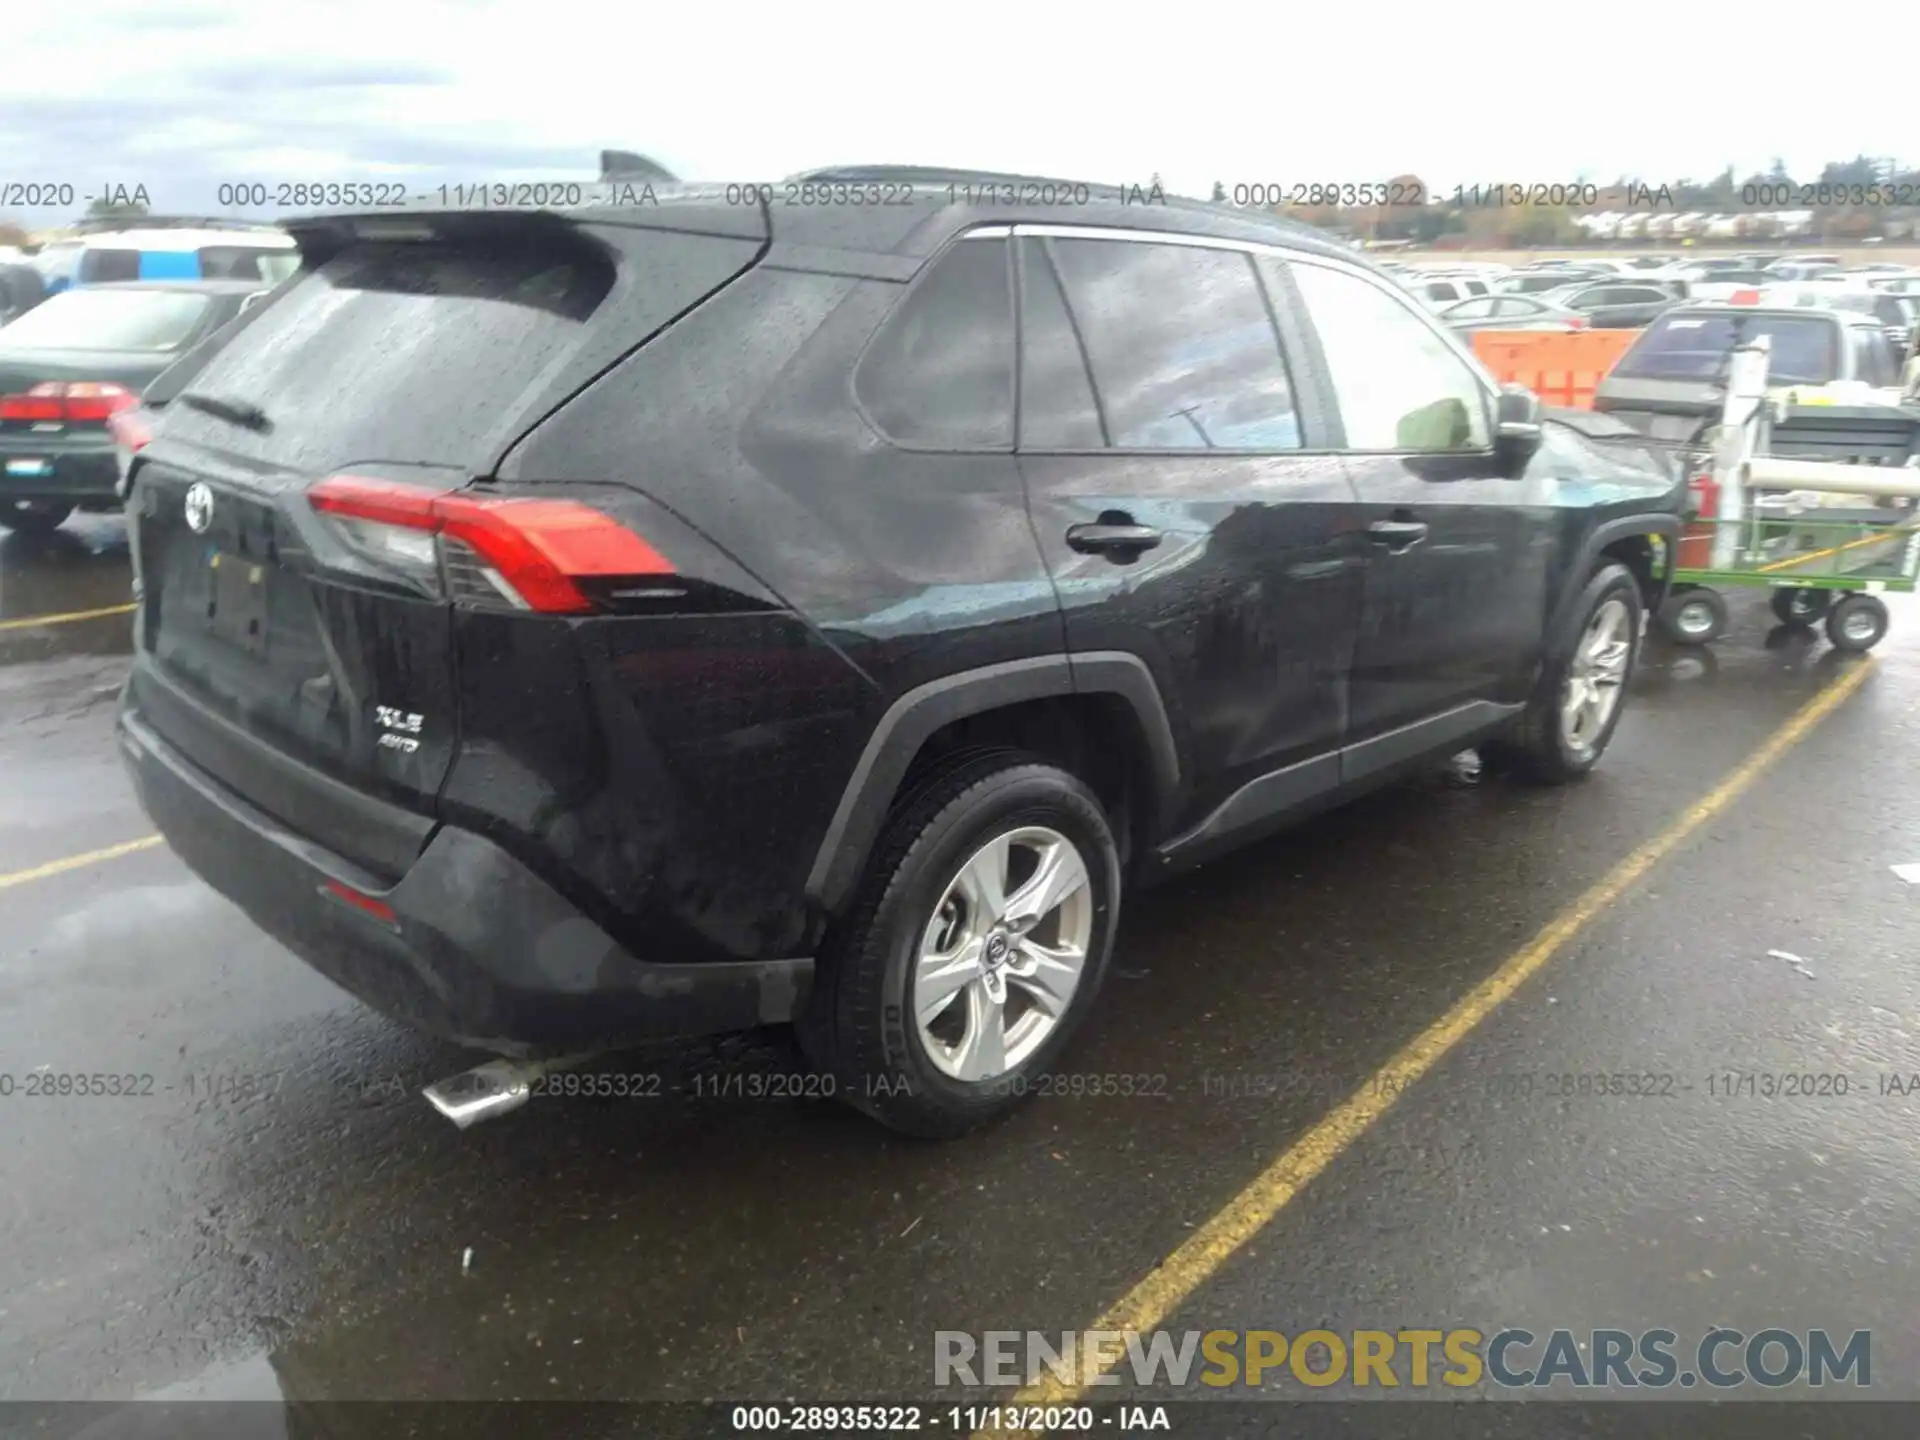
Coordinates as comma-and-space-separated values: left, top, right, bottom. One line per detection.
784, 164, 1290, 224
68, 214, 286, 236
789, 163, 1185, 195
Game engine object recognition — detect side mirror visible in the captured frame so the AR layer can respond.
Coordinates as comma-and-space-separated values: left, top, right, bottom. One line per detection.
1494, 384, 1543, 475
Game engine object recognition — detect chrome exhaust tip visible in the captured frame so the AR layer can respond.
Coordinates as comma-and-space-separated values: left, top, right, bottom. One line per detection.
422, 1058, 545, 1129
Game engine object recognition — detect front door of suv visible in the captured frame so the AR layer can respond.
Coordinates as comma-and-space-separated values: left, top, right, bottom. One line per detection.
1013, 229, 1366, 843
1279, 255, 1555, 775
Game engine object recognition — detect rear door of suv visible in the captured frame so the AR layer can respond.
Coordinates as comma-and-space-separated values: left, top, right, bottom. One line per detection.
1013, 227, 1366, 841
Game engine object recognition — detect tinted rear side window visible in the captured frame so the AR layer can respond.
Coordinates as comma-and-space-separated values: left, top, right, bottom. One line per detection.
1613, 314, 1839, 384
198, 246, 275, 280
164, 241, 613, 472
855, 236, 1012, 450
1852, 328, 1897, 386
1043, 237, 1301, 450
78, 248, 141, 283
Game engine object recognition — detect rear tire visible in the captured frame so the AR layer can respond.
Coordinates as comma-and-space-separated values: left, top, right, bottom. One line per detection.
0, 500, 73, 534
1656, 586, 1728, 644
799, 750, 1121, 1138
1769, 586, 1832, 626
1487, 562, 1642, 785
1824, 593, 1889, 653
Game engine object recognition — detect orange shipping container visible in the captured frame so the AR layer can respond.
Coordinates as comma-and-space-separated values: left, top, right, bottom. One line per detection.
1469, 329, 1640, 409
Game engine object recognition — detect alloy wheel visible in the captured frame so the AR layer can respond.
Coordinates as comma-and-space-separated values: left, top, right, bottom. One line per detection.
912, 826, 1093, 1083
1561, 597, 1632, 755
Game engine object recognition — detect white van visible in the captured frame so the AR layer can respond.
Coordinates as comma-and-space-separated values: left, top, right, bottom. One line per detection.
38, 227, 299, 294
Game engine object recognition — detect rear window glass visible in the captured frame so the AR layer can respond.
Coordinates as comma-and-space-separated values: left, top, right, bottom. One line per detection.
78, 248, 142, 283
166, 242, 613, 470
1613, 313, 1839, 385
1507, 274, 1586, 293
0, 287, 210, 350
197, 246, 301, 283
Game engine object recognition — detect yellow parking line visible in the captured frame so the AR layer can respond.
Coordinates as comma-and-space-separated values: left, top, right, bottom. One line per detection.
0, 836, 164, 892
978, 656, 1876, 1435
0, 602, 136, 633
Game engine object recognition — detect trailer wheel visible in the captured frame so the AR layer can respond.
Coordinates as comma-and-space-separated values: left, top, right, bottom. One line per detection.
1656, 587, 1728, 645
1824, 594, 1889, 653
1769, 587, 1832, 626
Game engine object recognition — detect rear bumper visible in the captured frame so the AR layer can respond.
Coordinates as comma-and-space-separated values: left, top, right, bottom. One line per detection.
117, 704, 812, 1055
0, 434, 118, 503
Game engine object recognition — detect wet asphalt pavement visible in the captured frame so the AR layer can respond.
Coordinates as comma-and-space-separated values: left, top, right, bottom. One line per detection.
3, 514, 1919, 1437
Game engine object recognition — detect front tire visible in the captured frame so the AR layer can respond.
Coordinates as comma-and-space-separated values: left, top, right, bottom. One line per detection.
800, 751, 1121, 1138
1489, 562, 1642, 785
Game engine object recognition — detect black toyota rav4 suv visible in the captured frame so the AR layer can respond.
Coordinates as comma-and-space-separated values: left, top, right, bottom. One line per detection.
117, 170, 1684, 1136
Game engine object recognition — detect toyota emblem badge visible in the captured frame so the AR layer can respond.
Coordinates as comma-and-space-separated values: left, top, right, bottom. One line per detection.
184, 482, 214, 535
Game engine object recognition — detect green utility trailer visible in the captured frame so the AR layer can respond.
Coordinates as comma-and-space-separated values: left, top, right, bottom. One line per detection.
1654, 402, 1920, 653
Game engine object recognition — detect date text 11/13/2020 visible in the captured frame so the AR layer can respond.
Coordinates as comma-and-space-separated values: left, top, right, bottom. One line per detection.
358, 1071, 1172, 1103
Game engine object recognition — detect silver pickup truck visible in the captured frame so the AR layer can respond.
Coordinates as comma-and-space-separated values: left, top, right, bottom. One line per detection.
1594, 303, 1912, 440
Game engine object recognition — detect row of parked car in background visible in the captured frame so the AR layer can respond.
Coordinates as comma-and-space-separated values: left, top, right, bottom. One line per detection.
0, 219, 295, 531
3, 211, 1917, 537
1386, 252, 1920, 437
1388, 252, 1920, 350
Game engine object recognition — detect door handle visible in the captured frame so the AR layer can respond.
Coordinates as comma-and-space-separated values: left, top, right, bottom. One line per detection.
1067, 522, 1164, 558
1367, 518, 1429, 552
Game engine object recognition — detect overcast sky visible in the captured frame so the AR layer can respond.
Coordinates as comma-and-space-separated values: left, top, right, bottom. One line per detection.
5, 0, 1915, 228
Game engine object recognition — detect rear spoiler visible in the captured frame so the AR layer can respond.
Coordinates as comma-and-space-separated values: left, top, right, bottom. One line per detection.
282, 199, 766, 270
281, 209, 595, 269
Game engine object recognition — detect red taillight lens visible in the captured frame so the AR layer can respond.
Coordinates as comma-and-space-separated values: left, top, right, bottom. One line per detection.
0, 380, 138, 423
308, 475, 674, 614
1730, 288, 1760, 305
1, 389, 63, 422
107, 407, 155, 453
62, 382, 140, 422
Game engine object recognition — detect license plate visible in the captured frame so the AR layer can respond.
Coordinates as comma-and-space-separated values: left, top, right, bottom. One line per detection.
5, 458, 53, 477
204, 550, 269, 657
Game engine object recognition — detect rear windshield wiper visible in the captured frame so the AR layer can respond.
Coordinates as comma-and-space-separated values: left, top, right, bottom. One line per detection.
178, 391, 273, 433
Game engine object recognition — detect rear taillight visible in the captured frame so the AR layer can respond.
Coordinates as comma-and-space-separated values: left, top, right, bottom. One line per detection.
108, 406, 155, 453
0, 381, 140, 423
1730, 289, 1761, 305
308, 474, 673, 614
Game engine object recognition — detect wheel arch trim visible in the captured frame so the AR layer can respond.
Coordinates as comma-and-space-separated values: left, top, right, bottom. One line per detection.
1552, 513, 1679, 653
804, 652, 1180, 914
